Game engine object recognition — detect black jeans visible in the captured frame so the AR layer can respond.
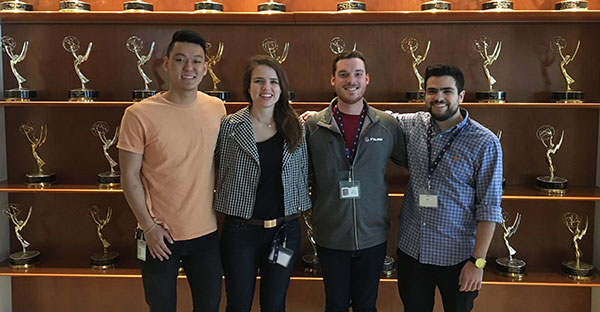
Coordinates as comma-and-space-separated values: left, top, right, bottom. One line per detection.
140, 231, 223, 312
317, 242, 387, 312
221, 216, 301, 312
396, 249, 478, 312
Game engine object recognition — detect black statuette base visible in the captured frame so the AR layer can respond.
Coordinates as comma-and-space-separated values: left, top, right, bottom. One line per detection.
536, 176, 567, 196
406, 91, 424, 102
552, 90, 583, 103
337, 1, 366, 11
205, 90, 229, 101
69, 88, 98, 102
123, 1, 153, 11
5, 88, 36, 101
561, 260, 594, 280
195, 1, 223, 12
59, 0, 91, 11
555, 0, 588, 10
9, 250, 40, 269
0, 1, 33, 11
26, 172, 56, 185
133, 89, 158, 101
482, 0, 513, 10
476, 90, 506, 103
91, 251, 120, 270
421, 1, 451, 11
98, 171, 120, 185
495, 257, 526, 280
302, 254, 320, 274
258, 2, 285, 12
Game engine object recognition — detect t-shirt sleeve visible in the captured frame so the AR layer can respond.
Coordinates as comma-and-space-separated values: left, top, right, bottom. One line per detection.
117, 107, 145, 155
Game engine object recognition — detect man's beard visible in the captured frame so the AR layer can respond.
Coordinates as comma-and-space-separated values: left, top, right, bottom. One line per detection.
428, 102, 458, 122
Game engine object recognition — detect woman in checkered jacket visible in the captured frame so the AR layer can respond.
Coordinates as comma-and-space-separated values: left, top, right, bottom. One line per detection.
214, 55, 311, 311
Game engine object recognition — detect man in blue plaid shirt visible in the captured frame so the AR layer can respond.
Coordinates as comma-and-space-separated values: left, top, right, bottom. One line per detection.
392, 64, 503, 312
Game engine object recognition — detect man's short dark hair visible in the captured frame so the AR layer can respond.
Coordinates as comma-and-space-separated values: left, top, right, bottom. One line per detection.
166, 30, 206, 57
424, 64, 465, 93
332, 50, 368, 75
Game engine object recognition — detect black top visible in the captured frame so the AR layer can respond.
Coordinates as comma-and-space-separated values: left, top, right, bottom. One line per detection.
252, 132, 285, 220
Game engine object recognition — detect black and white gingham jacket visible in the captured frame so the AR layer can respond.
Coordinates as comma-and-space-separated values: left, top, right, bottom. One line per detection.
213, 107, 311, 219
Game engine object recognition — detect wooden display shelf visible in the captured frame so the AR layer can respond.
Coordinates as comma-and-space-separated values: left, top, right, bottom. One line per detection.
1, 259, 598, 287
0, 181, 122, 193
2, 101, 600, 109
1, 10, 600, 24
2, 181, 600, 200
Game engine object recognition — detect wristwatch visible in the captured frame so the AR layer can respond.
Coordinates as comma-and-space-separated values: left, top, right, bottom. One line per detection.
469, 256, 486, 269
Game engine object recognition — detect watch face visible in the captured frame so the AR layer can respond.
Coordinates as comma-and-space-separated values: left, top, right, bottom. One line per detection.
475, 258, 486, 269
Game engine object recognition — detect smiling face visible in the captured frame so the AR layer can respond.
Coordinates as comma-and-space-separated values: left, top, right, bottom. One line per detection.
331, 57, 370, 106
162, 41, 207, 94
425, 75, 465, 122
249, 64, 281, 110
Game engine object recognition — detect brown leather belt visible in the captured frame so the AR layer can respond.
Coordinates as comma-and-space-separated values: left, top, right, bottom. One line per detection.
245, 214, 299, 228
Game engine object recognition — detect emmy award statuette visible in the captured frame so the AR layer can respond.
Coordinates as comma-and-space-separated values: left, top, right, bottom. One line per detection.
91, 121, 120, 187
63, 36, 98, 101
89, 206, 120, 269
205, 41, 229, 101
535, 125, 567, 195
123, 0, 153, 11
482, 0, 513, 10
561, 212, 594, 280
495, 210, 526, 279
21, 123, 56, 186
59, 0, 90, 11
550, 37, 583, 103
263, 37, 295, 100
337, 0, 366, 12
421, 0, 451, 11
0, 36, 36, 101
301, 209, 320, 274
555, 0, 588, 10
195, 0, 223, 12
329, 36, 357, 56
0, 0, 32, 11
4, 204, 41, 269
126, 36, 157, 101
401, 38, 430, 102
473, 36, 506, 103
258, 0, 285, 12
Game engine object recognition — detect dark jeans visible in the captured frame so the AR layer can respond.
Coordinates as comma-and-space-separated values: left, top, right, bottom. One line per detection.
221, 216, 301, 312
317, 242, 387, 312
140, 231, 223, 312
396, 249, 478, 312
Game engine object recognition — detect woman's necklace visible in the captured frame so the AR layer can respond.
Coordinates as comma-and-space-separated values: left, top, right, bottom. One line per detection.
250, 111, 274, 128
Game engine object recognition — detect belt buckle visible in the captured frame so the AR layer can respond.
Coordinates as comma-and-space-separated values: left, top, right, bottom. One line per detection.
263, 219, 278, 228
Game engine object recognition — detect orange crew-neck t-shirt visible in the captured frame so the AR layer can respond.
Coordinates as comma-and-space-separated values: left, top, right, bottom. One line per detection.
117, 92, 226, 241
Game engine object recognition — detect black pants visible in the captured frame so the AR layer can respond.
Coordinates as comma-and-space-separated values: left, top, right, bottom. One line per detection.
396, 249, 478, 312
317, 242, 387, 312
221, 217, 301, 312
140, 231, 223, 312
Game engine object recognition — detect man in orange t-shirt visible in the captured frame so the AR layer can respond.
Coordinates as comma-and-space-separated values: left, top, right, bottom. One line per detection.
118, 30, 226, 312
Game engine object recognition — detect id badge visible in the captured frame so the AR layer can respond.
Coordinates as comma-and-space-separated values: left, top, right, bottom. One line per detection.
268, 245, 294, 268
137, 239, 147, 261
339, 180, 361, 199
418, 188, 438, 208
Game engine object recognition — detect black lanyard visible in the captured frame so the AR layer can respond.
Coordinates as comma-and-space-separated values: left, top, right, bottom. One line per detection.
333, 104, 368, 167
426, 120, 466, 190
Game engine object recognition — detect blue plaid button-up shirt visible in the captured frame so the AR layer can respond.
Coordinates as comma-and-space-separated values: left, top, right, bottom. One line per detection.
394, 109, 503, 266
